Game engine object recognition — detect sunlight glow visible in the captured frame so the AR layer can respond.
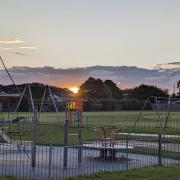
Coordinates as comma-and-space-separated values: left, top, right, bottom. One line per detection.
69, 87, 79, 94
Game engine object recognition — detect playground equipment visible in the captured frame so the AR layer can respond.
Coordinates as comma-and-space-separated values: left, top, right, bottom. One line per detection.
128, 96, 176, 136
66, 96, 85, 127
0, 92, 33, 163
93, 125, 126, 146
0, 57, 47, 167
92, 125, 129, 160
0, 92, 21, 135
83, 96, 180, 161
12, 84, 35, 121
38, 84, 61, 122
0, 91, 21, 120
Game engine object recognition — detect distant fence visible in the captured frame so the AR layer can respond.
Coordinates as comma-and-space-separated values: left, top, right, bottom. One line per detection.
151, 103, 180, 110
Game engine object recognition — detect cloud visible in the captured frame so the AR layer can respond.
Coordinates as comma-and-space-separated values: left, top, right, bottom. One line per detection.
13, 52, 27, 56
20, 46, 38, 50
0, 47, 14, 50
0, 64, 179, 93
0, 38, 37, 54
154, 62, 180, 70
0, 38, 24, 44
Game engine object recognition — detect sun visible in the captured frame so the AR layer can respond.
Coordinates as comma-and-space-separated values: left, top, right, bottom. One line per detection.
69, 87, 79, 94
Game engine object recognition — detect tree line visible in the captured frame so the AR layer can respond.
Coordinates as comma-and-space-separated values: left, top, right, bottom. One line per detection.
0, 77, 180, 111
79, 77, 170, 111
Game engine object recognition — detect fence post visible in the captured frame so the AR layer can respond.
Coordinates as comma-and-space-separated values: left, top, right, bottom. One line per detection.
64, 119, 69, 168
48, 144, 53, 180
32, 106, 38, 168
126, 135, 129, 170
78, 129, 83, 165
158, 133, 162, 165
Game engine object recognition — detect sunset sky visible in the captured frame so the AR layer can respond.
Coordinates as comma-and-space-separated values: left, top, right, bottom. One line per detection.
1, 0, 180, 68
0, 0, 180, 91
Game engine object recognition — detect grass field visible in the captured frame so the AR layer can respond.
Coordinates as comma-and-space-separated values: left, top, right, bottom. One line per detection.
62, 165, 180, 180
1, 111, 180, 145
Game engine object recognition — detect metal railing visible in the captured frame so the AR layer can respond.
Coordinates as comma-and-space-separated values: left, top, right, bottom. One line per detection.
0, 111, 179, 179
0, 130, 179, 179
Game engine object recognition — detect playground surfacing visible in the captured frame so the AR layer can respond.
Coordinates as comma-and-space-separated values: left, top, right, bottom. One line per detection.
0, 143, 179, 180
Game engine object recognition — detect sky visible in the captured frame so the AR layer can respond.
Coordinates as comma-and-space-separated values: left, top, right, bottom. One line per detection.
0, 0, 180, 91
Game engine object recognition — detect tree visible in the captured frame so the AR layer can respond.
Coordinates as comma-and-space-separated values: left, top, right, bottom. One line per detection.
79, 77, 112, 99
177, 80, 180, 97
127, 84, 169, 100
0, 83, 69, 111
177, 80, 180, 89
104, 80, 123, 99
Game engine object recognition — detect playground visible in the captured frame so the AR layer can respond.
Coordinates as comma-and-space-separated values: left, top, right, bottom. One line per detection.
0, 143, 179, 180
0, 93, 180, 179
0, 57, 180, 179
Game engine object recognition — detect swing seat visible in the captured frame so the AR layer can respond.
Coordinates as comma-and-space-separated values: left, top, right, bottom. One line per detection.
12, 117, 24, 123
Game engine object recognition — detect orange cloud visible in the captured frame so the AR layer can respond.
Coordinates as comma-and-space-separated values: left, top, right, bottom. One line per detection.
154, 62, 180, 69
20, 46, 38, 50
0, 38, 24, 44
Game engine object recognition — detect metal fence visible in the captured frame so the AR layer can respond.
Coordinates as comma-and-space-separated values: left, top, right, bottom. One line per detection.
0, 134, 179, 180
0, 111, 180, 179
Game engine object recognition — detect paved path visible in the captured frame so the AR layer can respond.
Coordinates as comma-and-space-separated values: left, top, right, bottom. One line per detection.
119, 133, 180, 139
85, 140, 180, 153
0, 145, 179, 180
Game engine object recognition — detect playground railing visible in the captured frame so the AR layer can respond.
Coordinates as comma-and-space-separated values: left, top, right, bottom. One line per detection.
0, 131, 179, 180
0, 109, 180, 179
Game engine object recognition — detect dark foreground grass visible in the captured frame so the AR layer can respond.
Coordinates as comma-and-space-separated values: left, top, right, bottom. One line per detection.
0, 176, 28, 180
0, 176, 37, 180
0, 165, 179, 180
0, 177, 14, 180
63, 165, 180, 180
131, 147, 180, 160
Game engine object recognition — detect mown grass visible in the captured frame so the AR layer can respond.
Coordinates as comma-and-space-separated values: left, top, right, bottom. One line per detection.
1, 111, 180, 145
0, 176, 34, 180
130, 147, 180, 160
0, 165, 180, 180
63, 165, 180, 180
2, 110, 180, 124
7, 123, 180, 145
0, 177, 17, 180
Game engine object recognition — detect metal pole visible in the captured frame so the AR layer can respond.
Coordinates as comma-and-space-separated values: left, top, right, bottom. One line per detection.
158, 133, 162, 165
38, 86, 47, 122
78, 129, 83, 165
63, 119, 69, 168
126, 135, 129, 170
31, 106, 38, 168
13, 84, 27, 118
48, 144, 53, 180
28, 84, 35, 112
0, 56, 21, 94
48, 86, 60, 115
